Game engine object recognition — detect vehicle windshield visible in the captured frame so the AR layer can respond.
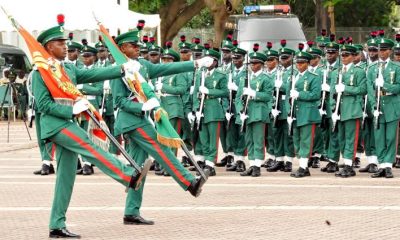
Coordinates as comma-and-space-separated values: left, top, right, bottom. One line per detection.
0, 53, 32, 78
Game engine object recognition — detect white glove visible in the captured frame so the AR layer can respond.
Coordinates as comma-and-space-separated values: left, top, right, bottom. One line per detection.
195, 56, 214, 68
141, 98, 160, 111
335, 83, 345, 93
319, 108, 326, 116
225, 112, 232, 122
190, 86, 195, 94
271, 109, 280, 118
73, 98, 89, 115
290, 89, 299, 99
195, 111, 203, 121
287, 116, 294, 125
27, 109, 34, 122
275, 79, 283, 88
148, 81, 155, 91
332, 112, 340, 122
77, 84, 83, 90
155, 82, 163, 91
187, 112, 195, 124
114, 109, 118, 118
243, 87, 256, 98
103, 80, 110, 91
199, 86, 209, 94
321, 83, 330, 92
123, 59, 141, 74
373, 110, 381, 118
376, 75, 384, 87
99, 108, 104, 114
239, 113, 248, 123
228, 81, 238, 91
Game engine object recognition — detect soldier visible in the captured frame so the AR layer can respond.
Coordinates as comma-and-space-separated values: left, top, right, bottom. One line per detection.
217, 34, 235, 168
31, 19, 151, 238
64, 33, 84, 68
226, 44, 247, 172
111, 29, 213, 224
14, 69, 28, 119
315, 29, 329, 65
263, 42, 278, 169
139, 35, 150, 60
192, 47, 228, 176
320, 37, 342, 173
359, 35, 380, 173
239, 44, 273, 177
367, 37, 400, 178
267, 40, 296, 172
288, 47, 321, 178
76, 41, 103, 175
148, 37, 161, 64
306, 41, 326, 168
330, 44, 367, 178
392, 34, 400, 168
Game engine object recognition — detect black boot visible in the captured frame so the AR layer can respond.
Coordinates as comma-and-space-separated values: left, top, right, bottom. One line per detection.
335, 165, 356, 178
203, 165, 216, 176
181, 156, 190, 167
359, 164, 378, 173
226, 162, 237, 171
394, 158, 400, 168
252, 166, 261, 177
321, 162, 339, 173
263, 158, 275, 168
188, 168, 210, 197
154, 162, 161, 172
385, 167, 394, 178
371, 168, 385, 178
311, 156, 320, 168
236, 160, 246, 172
267, 161, 284, 172
123, 215, 154, 225
82, 164, 93, 175
215, 155, 228, 167
240, 166, 253, 176
225, 155, 234, 168
353, 157, 361, 168
290, 167, 310, 178
283, 162, 292, 172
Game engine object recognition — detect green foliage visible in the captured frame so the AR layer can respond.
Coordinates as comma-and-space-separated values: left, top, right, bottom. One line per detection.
129, 0, 164, 14
185, 7, 213, 28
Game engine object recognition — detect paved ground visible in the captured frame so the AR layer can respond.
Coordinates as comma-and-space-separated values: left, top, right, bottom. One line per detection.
1, 122, 400, 239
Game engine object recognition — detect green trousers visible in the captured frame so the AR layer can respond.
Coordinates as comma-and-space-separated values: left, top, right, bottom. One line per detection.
170, 117, 183, 156
226, 117, 239, 153
375, 120, 399, 164
199, 121, 222, 162
338, 119, 360, 160
293, 123, 316, 159
182, 117, 193, 152
363, 117, 376, 156
327, 119, 340, 162
245, 122, 266, 160
266, 122, 274, 157
103, 114, 119, 154
234, 123, 246, 156
35, 112, 54, 161
49, 123, 137, 229
124, 124, 195, 215
313, 124, 324, 155
272, 120, 295, 158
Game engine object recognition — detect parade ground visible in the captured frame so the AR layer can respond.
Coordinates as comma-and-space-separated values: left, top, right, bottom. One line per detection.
1, 122, 400, 239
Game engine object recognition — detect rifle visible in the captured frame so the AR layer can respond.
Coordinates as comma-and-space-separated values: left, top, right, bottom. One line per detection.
226, 63, 234, 130
374, 52, 384, 130
319, 65, 329, 117
272, 65, 282, 126
240, 54, 251, 133
331, 53, 343, 132
194, 68, 206, 131
287, 54, 295, 136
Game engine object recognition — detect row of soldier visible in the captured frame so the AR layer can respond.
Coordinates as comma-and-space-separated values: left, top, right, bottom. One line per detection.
32, 29, 400, 180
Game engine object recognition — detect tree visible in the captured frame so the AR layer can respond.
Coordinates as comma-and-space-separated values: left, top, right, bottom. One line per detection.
130, 0, 206, 43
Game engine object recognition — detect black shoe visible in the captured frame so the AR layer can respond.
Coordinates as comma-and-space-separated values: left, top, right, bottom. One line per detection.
236, 160, 246, 172
155, 169, 164, 176
149, 161, 155, 171
395, 158, 400, 168
371, 168, 385, 178
338, 163, 345, 168
189, 161, 205, 171
188, 169, 210, 197
225, 155, 234, 168
252, 166, 261, 177
283, 162, 292, 172
264, 158, 275, 168
163, 171, 171, 177
320, 155, 328, 162
240, 166, 253, 176
335, 165, 356, 178
33, 168, 42, 175
321, 162, 338, 173
123, 215, 154, 225
385, 167, 394, 178
226, 162, 237, 171
154, 162, 161, 172
311, 157, 320, 168
267, 161, 284, 172
82, 164, 93, 175
181, 156, 190, 167
34, 163, 55, 175
203, 165, 216, 176
290, 167, 310, 178
359, 164, 378, 173
215, 156, 228, 167
49, 228, 81, 238
353, 157, 361, 168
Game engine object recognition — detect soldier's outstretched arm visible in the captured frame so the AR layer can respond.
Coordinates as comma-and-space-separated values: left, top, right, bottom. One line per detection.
141, 59, 195, 79
74, 64, 122, 84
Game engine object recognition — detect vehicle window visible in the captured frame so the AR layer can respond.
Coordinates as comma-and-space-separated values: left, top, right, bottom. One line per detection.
0, 53, 32, 78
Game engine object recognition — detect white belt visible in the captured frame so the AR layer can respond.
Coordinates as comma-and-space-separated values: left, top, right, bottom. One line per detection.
86, 95, 96, 100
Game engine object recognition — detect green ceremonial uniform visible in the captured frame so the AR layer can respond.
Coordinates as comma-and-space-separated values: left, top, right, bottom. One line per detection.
330, 64, 367, 162
232, 65, 247, 158
219, 62, 233, 158
237, 70, 274, 162
112, 58, 198, 216
367, 60, 400, 165
32, 63, 139, 230
193, 68, 228, 163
